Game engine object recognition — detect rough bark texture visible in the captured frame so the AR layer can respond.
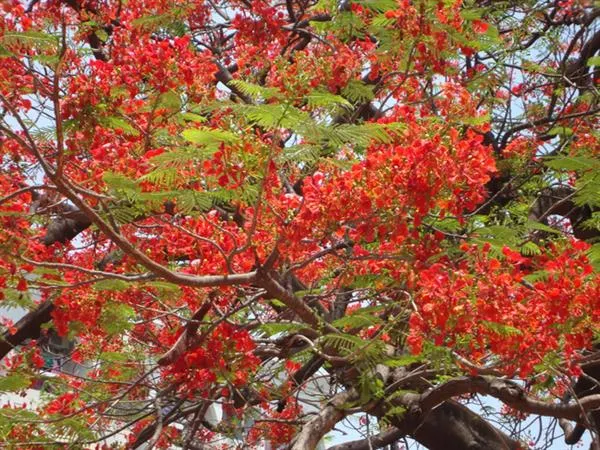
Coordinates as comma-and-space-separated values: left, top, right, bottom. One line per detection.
290, 390, 357, 450
0, 300, 54, 359
327, 427, 406, 450
411, 401, 519, 450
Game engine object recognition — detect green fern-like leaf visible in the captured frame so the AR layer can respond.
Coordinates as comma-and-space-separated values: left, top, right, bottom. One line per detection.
235, 104, 311, 131
1, 31, 58, 50
370, 14, 397, 29
332, 313, 382, 329
384, 405, 407, 419
278, 144, 321, 164
318, 122, 403, 148
148, 147, 217, 167
157, 90, 182, 113
103, 172, 139, 193
522, 270, 550, 283
341, 79, 375, 103
259, 322, 307, 337
474, 225, 520, 244
175, 190, 213, 213
228, 80, 280, 102
574, 174, 600, 207
240, 184, 260, 204
109, 206, 139, 224
481, 320, 522, 337
520, 241, 541, 256
138, 167, 179, 187
99, 116, 139, 136
587, 243, 600, 271
524, 219, 561, 235
306, 90, 353, 112
355, 0, 397, 12
182, 127, 240, 146
320, 333, 364, 355
544, 156, 598, 172
382, 355, 422, 368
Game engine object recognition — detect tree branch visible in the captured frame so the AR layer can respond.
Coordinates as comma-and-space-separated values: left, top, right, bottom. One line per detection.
327, 426, 406, 450
0, 300, 54, 360
290, 389, 357, 450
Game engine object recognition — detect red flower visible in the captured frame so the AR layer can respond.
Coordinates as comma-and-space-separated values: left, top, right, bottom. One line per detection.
472, 20, 489, 34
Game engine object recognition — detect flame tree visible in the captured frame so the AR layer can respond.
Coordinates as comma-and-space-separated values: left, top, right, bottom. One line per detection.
0, 0, 599, 448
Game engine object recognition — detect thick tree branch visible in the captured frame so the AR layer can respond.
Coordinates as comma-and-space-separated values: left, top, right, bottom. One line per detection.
396, 376, 600, 423
290, 389, 357, 450
48, 177, 257, 289
0, 300, 54, 360
529, 185, 599, 241
327, 426, 406, 450
500, 107, 600, 149
157, 302, 212, 366
410, 401, 520, 450
256, 267, 337, 333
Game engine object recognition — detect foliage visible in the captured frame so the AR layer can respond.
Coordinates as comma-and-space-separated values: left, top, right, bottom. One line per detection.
0, 0, 599, 449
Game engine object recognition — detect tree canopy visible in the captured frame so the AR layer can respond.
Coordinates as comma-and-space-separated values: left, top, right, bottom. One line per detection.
0, 0, 599, 448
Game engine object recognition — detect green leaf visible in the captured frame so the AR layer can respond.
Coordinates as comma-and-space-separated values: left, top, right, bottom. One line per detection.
174, 189, 213, 213
103, 172, 139, 192
460, 113, 490, 126
384, 405, 407, 418
157, 90, 182, 113
92, 279, 129, 291
269, 299, 286, 308
49, 416, 97, 441
524, 219, 561, 235
138, 167, 179, 186
236, 103, 311, 130
181, 112, 206, 123
147, 147, 217, 168
586, 56, 600, 67
382, 354, 421, 367
33, 53, 60, 66
320, 333, 364, 356
0, 374, 31, 392
99, 351, 129, 363
278, 144, 321, 164
587, 243, 600, 272
95, 29, 109, 42
474, 225, 520, 243
0, 288, 33, 309
481, 320, 522, 336
0, 45, 13, 57
370, 14, 396, 29
182, 128, 240, 145
307, 90, 353, 111
547, 126, 574, 137
99, 303, 136, 336
520, 241, 541, 256
0, 407, 39, 421
317, 122, 403, 148
228, 80, 280, 101
99, 116, 140, 136
342, 79, 375, 103
131, 14, 175, 32
355, 0, 397, 12
460, 9, 484, 20
259, 322, 307, 336
1, 31, 58, 50
428, 217, 462, 233
523, 270, 550, 283
145, 281, 181, 293
574, 173, 600, 207
332, 313, 382, 329
544, 156, 598, 171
